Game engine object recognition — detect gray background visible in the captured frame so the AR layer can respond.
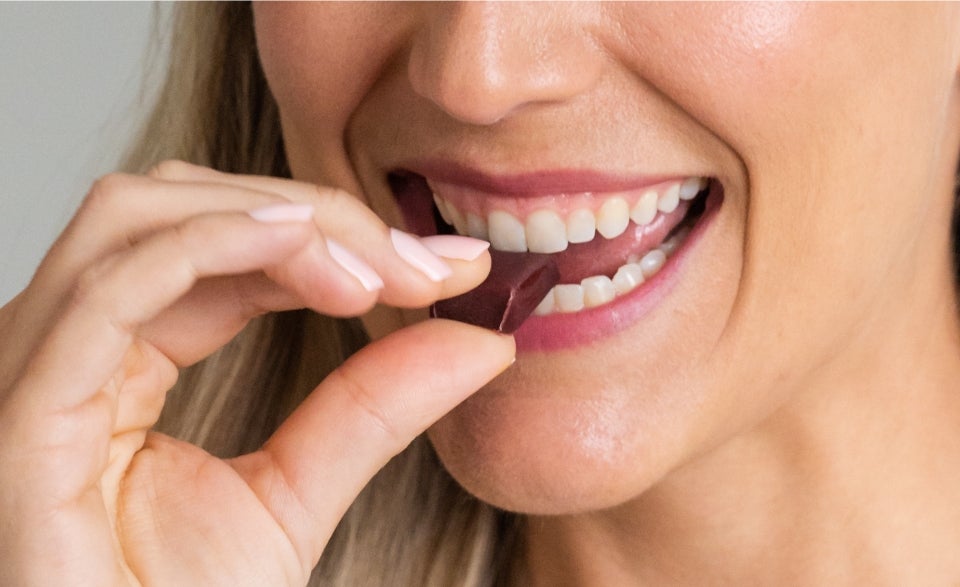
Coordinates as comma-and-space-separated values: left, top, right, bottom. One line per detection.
0, 2, 164, 305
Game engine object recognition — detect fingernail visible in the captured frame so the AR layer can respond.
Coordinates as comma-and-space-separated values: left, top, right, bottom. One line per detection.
248, 203, 314, 223
420, 235, 490, 261
327, 239, 384, 292
390, 228, 453, 282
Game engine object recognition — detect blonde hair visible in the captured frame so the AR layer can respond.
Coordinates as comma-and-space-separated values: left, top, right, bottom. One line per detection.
123, 3, 519, 585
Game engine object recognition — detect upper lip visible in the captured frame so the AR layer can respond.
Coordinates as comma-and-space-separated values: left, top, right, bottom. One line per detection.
396, 159, 683, 196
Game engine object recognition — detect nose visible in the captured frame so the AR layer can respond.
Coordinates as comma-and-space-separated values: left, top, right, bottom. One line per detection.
407, 2, 604, 126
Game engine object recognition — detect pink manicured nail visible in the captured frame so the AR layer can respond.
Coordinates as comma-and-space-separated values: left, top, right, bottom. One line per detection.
248, 203, 314, 223
327, 239, 384, 292
420, 235, 490, 261
390, 228, 453, 282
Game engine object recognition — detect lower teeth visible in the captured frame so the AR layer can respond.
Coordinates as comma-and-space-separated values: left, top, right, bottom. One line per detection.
532, 227, 690, 316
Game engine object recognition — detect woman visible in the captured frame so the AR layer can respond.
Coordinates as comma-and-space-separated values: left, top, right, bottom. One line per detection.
3, 2, 960, 585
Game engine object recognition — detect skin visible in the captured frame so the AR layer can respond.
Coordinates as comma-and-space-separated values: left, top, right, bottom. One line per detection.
0, 161, 513, 586
253, 2, 960, 585
3, 3, 960, 586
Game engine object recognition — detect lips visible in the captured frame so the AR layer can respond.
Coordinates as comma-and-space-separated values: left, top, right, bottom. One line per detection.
387, 166, 720, 350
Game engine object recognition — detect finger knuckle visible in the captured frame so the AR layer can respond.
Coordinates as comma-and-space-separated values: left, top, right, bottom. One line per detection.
71, 260, 112, 310
161, 221, 198, 268
147, 159, 194, 180
68, 257, 138, 334
312, 185, 353, 210
229, 276, 271, 319
82, 173, 139, 218
334, 368, 406, 446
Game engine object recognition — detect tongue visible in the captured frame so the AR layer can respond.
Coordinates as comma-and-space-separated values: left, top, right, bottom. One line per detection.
430, 250, 560, 333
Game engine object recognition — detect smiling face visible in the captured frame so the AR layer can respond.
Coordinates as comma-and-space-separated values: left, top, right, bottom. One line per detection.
253, 3, 960, 513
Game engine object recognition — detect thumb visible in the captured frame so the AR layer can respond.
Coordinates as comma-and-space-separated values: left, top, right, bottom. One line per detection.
229, 318, 515, 574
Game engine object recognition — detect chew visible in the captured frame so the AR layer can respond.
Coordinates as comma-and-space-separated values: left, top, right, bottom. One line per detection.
431, 250, 561, 333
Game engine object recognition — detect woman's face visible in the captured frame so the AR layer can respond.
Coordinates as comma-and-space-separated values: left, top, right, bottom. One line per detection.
254, 3, 960, 513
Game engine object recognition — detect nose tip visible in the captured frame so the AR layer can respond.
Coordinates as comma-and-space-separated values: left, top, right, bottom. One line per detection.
407, 3, 603, 126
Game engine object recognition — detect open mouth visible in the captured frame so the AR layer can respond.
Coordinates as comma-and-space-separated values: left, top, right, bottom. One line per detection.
388, 168, 721, 349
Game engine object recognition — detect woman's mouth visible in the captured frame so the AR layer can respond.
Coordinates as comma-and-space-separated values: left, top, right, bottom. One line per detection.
388, 167, 722, 351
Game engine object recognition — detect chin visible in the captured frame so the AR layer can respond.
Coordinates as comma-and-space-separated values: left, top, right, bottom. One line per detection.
428, 392, 668, 515
426, 339, 716, 515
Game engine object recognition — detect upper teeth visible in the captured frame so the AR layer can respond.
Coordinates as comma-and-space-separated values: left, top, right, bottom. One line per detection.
432, 177, 707, 253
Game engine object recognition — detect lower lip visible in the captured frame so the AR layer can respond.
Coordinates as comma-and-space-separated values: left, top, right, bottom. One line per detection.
513, 184, 724, 352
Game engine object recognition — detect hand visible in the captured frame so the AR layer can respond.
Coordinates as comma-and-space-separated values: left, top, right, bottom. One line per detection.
0, 161, 514, 586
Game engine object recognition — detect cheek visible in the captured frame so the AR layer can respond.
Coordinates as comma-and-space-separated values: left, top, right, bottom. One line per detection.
429, 390, 653, 514
253, 3, 411, 186
635, 4, 958, 333
254, 4, 356, 137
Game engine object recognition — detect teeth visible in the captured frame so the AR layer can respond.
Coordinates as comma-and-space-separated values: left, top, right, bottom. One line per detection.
445, 202, 469, 236
581, 275, 616, 308
566, 208, 596, 244
659, 227, 688, 255
630, 190, 659, 226
432, 177, 707, 253
430, 177, 703, 317
596, 197, 631, 239
532, 228, 691, 316
488, 210, 527, 252
554, 284, 585, 313
639, 249, 666, 277
657, 184, 680, 214
434, 193, 454, 226
526, 209, 568, 253
612, 263, 644, 294
466, 213, 488, 240
679, 177, 706, 200
533, 291, 556, 316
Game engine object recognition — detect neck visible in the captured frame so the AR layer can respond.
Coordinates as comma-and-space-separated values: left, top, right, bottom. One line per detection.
518, 255, 960, 586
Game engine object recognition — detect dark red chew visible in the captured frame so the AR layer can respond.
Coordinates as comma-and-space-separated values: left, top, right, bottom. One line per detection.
431, 250, 561, 333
